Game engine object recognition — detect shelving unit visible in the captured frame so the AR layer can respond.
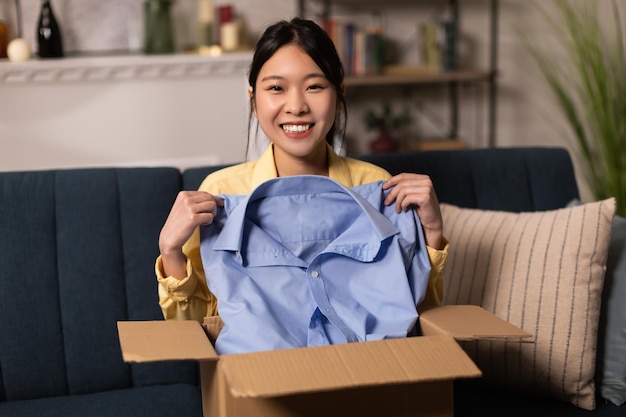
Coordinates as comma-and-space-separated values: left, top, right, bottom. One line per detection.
297, 0, 499, 149
344, 70, 492, 87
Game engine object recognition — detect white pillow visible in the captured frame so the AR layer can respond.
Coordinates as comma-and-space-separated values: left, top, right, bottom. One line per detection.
441, 198, 615, 411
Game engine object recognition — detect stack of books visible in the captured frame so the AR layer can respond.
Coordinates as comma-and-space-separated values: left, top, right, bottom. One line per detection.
325, 19, 384, 76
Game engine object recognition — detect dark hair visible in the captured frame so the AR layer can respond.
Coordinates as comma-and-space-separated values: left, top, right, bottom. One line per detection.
247, 18, 347, 155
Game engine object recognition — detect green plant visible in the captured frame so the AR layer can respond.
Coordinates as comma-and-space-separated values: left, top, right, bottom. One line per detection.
363, 103, 412, 132
521, 0, 626, 216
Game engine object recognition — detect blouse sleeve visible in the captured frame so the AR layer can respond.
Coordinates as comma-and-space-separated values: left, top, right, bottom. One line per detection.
418, 236, 449, 310
156, 227, 218, 322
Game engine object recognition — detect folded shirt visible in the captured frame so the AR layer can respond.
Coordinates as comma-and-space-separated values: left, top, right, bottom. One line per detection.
200, 175, 431, 354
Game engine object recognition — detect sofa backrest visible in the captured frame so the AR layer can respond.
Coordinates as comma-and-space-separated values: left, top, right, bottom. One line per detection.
0, 168, 198, 402
357, 147, 580, 212
183, 147, 580, 212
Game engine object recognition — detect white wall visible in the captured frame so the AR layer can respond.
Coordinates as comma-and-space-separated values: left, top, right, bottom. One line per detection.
0, 0, 620, 199
0, 56, 252, 170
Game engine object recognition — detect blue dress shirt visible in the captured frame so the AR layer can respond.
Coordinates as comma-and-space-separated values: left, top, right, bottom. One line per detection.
200, 175, 431, 354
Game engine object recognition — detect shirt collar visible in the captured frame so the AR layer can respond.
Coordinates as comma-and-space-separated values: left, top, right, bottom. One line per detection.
214, 176, 399, 262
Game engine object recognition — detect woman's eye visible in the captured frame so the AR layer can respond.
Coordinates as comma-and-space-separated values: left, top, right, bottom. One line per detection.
267, 85, 283, 92
308, 84, 325, 90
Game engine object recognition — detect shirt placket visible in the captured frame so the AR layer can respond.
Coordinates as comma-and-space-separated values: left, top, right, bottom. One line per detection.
306, 260, 360, 345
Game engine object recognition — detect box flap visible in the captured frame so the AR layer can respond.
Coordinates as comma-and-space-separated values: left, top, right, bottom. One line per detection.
203, 315, 224, 343
117, 320, 218, 362
419, 305, 533, 341
219, 334, 481, 399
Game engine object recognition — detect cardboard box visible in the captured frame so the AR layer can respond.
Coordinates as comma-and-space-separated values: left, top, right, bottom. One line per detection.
118, 305, 532, 417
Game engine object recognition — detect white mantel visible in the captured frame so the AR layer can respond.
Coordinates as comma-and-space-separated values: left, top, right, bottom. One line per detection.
0, 52, 252, 84
0, 52, 254, 171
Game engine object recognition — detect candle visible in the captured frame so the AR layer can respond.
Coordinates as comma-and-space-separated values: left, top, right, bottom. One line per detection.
220, 20, 240, 51
196, 0, 214, 47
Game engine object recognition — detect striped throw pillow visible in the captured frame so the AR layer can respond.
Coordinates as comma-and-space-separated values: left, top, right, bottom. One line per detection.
441, 198, 616, 411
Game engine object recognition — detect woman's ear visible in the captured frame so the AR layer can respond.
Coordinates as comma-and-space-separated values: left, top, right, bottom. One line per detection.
336, 83, 346, 113
248, 86, 256, 115
336, 101, 344, 114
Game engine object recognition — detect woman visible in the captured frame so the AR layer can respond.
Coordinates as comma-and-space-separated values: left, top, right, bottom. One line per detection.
156, 17, 448, 322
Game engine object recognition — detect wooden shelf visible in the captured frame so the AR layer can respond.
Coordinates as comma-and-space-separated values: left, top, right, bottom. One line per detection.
320, 0, 452, 4
405, 138, 467, 151
344, 69, 494, 87
298, 0, 466, 15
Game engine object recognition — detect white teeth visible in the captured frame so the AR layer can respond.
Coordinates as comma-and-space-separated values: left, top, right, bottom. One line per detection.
282, 124, 310, 133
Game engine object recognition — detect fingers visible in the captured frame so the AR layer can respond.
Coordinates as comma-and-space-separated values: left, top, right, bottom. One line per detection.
177, 191, 221, 226
383, 173, 435, 212
382, 173, 444, 247
159, 191, 222, 254
393, 184, 434, 213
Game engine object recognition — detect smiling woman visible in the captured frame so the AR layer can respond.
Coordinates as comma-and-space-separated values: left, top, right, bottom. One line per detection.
155, 18, 449, 329
249, 43, 338, 176
245, 17, 348, 163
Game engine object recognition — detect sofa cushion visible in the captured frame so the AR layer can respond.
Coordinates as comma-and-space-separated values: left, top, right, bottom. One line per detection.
600, 213, 626, 406
0, 384, 203, 417
0, 168, 197, 402
454, 381, 626, 417
440, 198, 616, 411
568, 200, 626, 406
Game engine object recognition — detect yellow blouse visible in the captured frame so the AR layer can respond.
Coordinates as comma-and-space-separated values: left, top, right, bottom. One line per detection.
156, 144, 448, 322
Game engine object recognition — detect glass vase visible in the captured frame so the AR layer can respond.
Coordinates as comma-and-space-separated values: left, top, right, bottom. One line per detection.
143, 0, 175, 54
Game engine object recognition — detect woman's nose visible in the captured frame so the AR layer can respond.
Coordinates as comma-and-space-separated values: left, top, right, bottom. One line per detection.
285, 90, 309, 115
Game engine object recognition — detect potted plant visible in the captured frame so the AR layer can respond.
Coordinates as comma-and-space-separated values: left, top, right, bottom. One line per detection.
363, 102, 412, 153
521, 0, 626, 216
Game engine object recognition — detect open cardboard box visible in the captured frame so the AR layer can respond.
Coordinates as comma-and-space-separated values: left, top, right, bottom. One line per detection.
118, 305, 532, 417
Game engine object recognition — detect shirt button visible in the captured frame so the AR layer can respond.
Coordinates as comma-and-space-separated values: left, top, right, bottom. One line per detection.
310, 271, 319, 278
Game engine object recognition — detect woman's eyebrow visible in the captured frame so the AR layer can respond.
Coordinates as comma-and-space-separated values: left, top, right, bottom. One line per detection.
260, 73, 326, 82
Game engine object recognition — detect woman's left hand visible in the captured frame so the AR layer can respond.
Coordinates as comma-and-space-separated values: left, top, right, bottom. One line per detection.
383, 173, 444, 250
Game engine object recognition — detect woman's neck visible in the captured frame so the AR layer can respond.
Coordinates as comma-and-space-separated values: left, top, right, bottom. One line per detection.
273, 144, 329, 177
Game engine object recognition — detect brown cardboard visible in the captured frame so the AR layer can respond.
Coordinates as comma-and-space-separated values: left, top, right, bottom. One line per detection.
118, 320, 217, 362
218, 334, 480, 397
419, 305, 534, 341
117, 305, 530, 417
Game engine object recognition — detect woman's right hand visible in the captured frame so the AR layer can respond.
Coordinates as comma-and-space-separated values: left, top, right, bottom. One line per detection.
159, 191, 223, 279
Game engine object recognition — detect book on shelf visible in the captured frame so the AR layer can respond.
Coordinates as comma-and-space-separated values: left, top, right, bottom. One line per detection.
420, 21, 440, 73
326, 18, 384, 76
419, 19, 457, 73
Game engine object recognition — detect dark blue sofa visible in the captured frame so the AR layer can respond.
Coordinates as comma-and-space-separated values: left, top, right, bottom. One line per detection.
0, 147, 623, 416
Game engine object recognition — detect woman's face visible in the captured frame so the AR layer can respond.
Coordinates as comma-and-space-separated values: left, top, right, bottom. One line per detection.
250, 44, 338, 165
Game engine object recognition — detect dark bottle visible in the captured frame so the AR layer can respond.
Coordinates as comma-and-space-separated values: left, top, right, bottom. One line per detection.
37, 0, 64, 58
0, 20, 8, 58
143, 0, 175, 54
